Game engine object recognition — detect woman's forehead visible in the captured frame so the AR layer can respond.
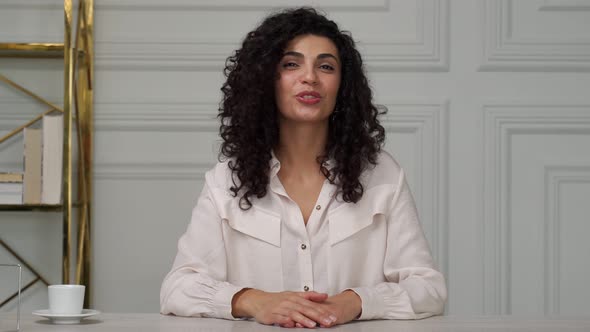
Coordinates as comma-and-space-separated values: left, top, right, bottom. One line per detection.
283, 34, 339, 55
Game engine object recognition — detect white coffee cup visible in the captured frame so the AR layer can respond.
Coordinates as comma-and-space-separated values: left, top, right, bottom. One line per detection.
48, 284, 85, 315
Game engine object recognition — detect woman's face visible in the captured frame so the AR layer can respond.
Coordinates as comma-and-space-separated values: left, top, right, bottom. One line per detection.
275, 34, 341, 124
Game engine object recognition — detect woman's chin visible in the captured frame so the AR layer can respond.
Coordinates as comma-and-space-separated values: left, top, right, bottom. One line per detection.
281, 110, 331, 124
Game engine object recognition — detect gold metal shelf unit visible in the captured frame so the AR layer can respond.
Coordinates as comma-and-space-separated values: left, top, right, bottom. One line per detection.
0, 43, 65, 58
0, 0, 94, 308
0, 205, 63, 212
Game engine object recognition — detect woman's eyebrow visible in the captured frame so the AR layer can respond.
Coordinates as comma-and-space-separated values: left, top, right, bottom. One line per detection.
282, 51, 304, 59
282, 51, 340, 64
317, 53, 340, 64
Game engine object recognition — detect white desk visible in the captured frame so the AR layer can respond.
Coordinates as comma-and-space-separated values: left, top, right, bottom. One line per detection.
2, 313, 590, 331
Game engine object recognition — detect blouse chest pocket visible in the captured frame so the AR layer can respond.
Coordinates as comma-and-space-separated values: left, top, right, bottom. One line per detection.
327, 184, 393, 246
218, 200, 283, 291
224, 206, 281, 247
326, 185, 392, 287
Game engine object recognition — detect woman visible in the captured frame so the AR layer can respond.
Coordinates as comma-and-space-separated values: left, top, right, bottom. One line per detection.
160, 7, 446, 328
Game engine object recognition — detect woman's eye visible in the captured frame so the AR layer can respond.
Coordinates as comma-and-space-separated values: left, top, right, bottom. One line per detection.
282, 62, 298, 68
320, 64, 335, 71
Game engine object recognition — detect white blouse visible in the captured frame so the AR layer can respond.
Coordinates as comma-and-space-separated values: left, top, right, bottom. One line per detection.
160, 151, 446, 320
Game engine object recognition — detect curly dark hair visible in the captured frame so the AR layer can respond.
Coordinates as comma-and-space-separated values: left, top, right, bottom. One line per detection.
219, 7, 385, 209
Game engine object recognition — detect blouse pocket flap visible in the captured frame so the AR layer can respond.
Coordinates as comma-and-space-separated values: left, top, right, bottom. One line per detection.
328, 184, 393, 245
226, 206, 281, 247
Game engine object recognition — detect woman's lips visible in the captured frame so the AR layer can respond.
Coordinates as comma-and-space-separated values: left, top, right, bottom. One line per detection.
296, 91, 321, 105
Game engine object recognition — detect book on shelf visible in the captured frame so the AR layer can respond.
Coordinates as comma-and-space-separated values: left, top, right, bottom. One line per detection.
23, 127, 42, 204
0, 172, 24, 204
41, 113, 63, 204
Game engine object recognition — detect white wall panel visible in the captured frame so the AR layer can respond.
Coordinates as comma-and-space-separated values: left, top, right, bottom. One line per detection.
540, 0, 590, 11
91, 179, 202, 312
380, 101, 448, 274
553, 173, 590, 315
483, 104, 590, 314
94, 103, 218, 132
481, 0, 590, 71
92, 0, 448, 71
545, 166, 590, 315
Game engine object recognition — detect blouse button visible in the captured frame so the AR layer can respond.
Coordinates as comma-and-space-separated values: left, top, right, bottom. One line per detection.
303, 286, 309, 291
300, 244, 307, 250
315, 205, 321, 210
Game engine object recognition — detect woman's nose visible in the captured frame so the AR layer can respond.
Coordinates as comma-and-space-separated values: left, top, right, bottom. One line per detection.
300, 66, 318, 85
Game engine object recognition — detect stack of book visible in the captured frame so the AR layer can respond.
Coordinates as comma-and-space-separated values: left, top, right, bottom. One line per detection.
0, 113, 64, 205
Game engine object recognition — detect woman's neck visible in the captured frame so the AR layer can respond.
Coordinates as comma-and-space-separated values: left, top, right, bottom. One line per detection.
275, 121, 328, 177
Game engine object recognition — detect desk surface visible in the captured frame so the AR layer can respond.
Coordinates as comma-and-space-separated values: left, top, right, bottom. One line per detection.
2, 313, 590, 331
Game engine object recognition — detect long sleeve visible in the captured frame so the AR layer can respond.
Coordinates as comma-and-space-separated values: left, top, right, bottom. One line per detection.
349, 169, 447, 320
160, 183, 243, 319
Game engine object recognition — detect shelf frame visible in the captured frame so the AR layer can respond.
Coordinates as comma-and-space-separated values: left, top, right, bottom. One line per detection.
0, 0, 94, 309
0, 42, 65, 58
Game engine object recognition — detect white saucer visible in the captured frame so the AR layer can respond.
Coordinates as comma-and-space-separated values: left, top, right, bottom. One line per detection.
32, 309, 100, 324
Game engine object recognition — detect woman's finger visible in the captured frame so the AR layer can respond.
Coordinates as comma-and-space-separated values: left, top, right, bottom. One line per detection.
290, 296, 337, 326
288, 310, 318, 329
273, 306, 318, 328
298, 291, 328, 303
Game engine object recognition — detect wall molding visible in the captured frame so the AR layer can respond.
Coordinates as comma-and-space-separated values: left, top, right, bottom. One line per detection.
93, 99, 448, 279
93, 100, 447, 179
361, 0, 449, 71
480, 0, 590, 72
380, 100, 448, 277
544, 165, 590, 315
95, 102, 219, 132
483, 103, 590, 314
94, 0, 447, 71
0, 99, 218, 132
539, 0, 590, 11
94, 99, 448, 275
94, 161, 212, 181
0, 1, 62, 10
95, 41, 235, 72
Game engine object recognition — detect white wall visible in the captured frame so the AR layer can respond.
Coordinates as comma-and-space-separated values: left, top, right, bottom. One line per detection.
1, 0, 589, 316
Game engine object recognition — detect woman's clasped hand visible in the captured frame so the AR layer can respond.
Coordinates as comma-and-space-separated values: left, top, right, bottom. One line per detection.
232, 289, 362, 328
